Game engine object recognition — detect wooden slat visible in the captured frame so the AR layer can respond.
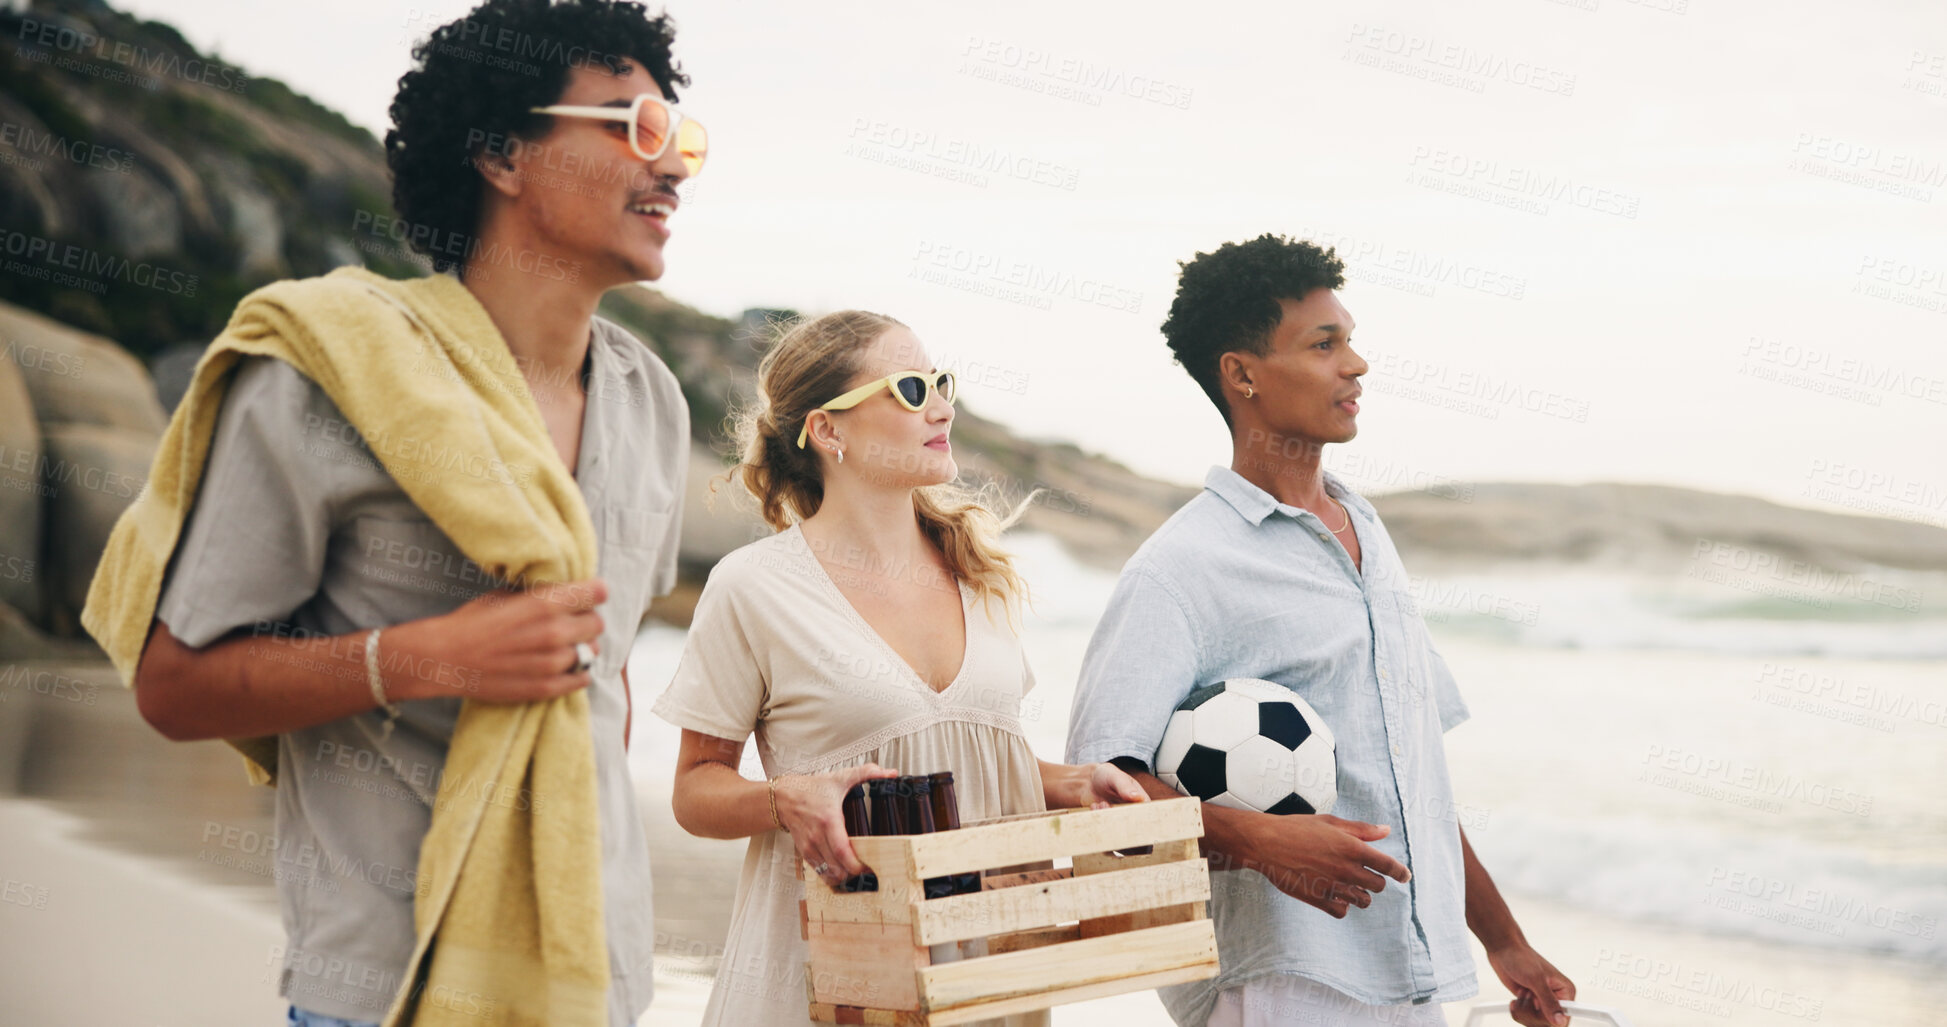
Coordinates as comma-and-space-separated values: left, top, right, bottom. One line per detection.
1079, 901, 1205, 939
1073, 837, 1200, 876
1073, 838, 1207, 939
962, 808, 1066, 827
925, 961, 1218, 1026
808, 1001, 925, 1026
980, 858, 1056, 879
805, 921, 926, 1011
905, 798, 1203, 879
912, 859, 1210, 946
979, 867, 1072, 891
804, 839, 920, 927
985, 923, 1079, 955
919, 920, 1217, 1017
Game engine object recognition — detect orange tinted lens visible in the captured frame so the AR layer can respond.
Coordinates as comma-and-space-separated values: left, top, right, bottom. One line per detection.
675, 118, 707, 175
633, 98, 671, 160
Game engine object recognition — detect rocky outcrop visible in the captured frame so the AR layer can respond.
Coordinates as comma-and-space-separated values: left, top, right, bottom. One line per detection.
0, 350, 43, 624
0, 301, 164, 650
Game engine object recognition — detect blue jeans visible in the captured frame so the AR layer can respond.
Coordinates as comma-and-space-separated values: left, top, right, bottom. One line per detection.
286, 1005, 378, 1027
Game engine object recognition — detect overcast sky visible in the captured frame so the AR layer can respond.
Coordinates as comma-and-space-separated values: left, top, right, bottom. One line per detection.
112, 0, 1947, 521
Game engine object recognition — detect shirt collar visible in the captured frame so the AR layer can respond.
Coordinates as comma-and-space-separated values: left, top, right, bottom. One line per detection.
1204, 464, 1370, 527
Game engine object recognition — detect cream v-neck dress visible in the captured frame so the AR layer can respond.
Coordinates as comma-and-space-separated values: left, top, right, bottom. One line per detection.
652, 524, 1049, 1026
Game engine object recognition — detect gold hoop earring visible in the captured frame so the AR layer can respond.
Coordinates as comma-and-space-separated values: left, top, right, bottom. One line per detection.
1243, 386, 1255, 399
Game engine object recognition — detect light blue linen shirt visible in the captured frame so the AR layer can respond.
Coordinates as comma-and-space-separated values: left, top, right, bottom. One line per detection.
1065, 465, 1478, 1022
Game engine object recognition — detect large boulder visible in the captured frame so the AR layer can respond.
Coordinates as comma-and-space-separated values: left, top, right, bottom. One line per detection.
37, 423, 155, 635
0, 303, 167, 435
0, 350, 44, 623
0, 300, 167, 642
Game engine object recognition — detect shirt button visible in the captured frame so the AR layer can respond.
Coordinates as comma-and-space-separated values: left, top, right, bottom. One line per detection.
1393, 743, 1403, 756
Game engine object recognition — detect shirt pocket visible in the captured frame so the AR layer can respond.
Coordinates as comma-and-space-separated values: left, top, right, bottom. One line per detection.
592, 499, 676, 653
1380, 584, 1441, 723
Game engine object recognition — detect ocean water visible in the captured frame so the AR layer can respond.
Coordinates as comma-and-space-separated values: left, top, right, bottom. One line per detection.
628, 531, 1947, 1025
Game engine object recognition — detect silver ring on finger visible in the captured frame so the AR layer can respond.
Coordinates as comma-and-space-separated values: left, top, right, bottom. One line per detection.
572, 641, 595, 673
813, 861, 831, 877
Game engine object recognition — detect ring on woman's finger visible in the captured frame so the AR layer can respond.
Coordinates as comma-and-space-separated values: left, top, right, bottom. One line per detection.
571, 641, 595, 672
813, 861, 832, 877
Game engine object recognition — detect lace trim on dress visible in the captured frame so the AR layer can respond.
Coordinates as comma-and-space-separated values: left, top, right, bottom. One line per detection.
768, 706, 1030, 776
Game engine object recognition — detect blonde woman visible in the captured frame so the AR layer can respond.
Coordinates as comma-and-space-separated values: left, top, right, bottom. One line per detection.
652, 311, 1146, 1026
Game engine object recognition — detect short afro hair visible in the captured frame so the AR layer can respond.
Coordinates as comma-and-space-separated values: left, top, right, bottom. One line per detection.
385, 0, 689, 272
1160, 233, 1346, 427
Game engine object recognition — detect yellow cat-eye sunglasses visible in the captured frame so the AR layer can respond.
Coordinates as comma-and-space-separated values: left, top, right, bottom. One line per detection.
796, 370, 957, 448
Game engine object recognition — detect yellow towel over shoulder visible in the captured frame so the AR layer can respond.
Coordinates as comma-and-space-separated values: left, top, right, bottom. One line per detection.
80, 266, 611, 1026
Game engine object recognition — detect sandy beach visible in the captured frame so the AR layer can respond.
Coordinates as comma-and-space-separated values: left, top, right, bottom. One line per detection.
4, 597, 1941, 1025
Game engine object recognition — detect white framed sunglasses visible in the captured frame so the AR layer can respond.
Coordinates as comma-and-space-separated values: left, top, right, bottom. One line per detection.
528, 93, 708, 175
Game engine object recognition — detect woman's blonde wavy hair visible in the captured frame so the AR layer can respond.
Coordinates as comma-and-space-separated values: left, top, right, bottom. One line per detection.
716, 310, 1033, 625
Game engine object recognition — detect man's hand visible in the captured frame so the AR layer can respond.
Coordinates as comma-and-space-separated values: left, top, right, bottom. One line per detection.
391, 578, 608, 704
1486, 939, 1575, 1027
1228, 812, 1411, 919
1111, 759, 1407, 919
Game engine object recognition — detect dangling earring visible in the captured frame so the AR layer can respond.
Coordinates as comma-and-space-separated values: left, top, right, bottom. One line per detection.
835, 447, 845, 464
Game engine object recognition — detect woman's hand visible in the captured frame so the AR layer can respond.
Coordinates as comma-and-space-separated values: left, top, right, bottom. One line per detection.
1040, 759, 1150, 810
773, 763, 901, 888
1082, 761, 1150, 809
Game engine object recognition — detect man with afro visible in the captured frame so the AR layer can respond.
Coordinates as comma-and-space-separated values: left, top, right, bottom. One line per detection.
1067, 234, 1575, 1026
130, 2, 699, 1024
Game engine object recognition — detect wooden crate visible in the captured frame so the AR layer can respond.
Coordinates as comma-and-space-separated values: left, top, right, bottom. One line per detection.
800, 796, 1218, 1025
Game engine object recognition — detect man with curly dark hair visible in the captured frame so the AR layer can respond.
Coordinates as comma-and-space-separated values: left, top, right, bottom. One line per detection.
111, 2, 702, 1025
1068, 235, 1576, 1026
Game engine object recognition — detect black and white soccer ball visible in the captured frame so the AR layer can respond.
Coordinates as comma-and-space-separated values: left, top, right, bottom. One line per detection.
1154, 678, 1337, 815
